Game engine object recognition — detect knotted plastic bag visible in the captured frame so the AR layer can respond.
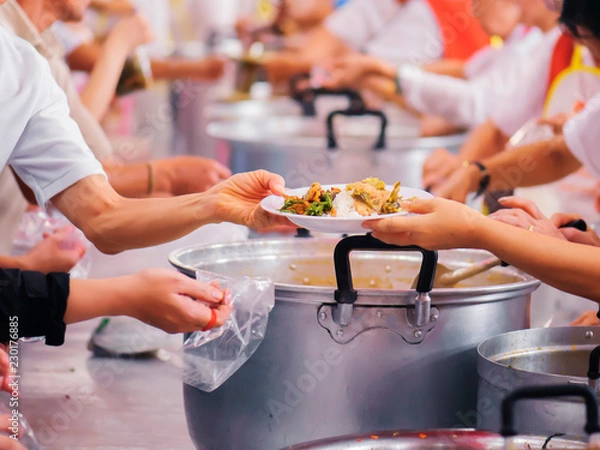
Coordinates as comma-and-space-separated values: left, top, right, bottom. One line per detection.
182, 270, 275, 392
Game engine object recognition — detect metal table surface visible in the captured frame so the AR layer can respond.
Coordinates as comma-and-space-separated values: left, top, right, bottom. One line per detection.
17, 223, 250, 450
20, 322, 194, 450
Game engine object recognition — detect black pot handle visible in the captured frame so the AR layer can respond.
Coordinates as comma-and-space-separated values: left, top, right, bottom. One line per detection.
326, 109, 388, 150
333, 233, 437, 305
589, 346, 600, 381
295, 88, 365, 117
289, 72, 311, 99
501, 384, 600, 437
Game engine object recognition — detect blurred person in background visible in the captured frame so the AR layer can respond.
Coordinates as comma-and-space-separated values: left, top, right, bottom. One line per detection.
319, 0, 545, 135
429, 90, 600, 213
52, 0, 225, 121
421, 0, 599, 204
262, 0, 489, 86
235, 0, 335, 50
0, 0, 235, 257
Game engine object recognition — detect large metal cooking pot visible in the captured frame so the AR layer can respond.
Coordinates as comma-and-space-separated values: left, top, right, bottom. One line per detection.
169, 235, 538, 450
207, 108, 465, 188
283, 384, 600, 449
478, 326, 600, 438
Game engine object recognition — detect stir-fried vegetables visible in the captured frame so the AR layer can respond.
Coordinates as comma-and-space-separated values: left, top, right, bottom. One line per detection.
280, 183, 341, 216
279, 179, 405, 217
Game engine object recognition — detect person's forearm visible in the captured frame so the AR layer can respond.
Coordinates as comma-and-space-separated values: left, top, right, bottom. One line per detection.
422, 59, 466, 78
458, 120, 508, 161
64, 276, 130, 323
297, 25, 347, 61
78, 36, 131, 120
66, 42, 99, 72
150, 59, 187, 80
104, 161, 171, 198
474, 218, 600, 302
399, 68, 484, 128
485, 136, 582, 191
0, 256, 25, 270
52, 176, 215, 254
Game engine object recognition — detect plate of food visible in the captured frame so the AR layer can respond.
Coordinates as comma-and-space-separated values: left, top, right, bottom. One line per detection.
260, 178, 433, 234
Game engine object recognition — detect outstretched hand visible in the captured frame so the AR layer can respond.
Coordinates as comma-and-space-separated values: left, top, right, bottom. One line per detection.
205, 170, 295, 232
364, 197, 483, 250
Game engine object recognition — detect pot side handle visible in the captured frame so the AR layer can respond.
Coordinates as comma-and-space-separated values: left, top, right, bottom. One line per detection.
289, 72, 311, 99
326, 109, 388, 150
500, 384, 600, 438
589, 346, 600, 394
295, 87, 365, 117
333, 233, 437, 304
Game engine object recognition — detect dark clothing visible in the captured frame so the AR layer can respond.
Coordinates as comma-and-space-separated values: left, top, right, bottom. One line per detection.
0, 269, 69, 346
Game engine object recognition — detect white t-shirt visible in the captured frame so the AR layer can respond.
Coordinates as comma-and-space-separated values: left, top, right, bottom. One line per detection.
490, 27, 563, 136
564, 94, 600, 179
0, 26, 105, 207
325, 0, 442, 66
399, 25, 544, 127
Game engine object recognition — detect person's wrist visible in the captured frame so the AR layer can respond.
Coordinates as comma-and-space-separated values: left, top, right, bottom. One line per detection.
461, 161, 488, 195
8, 254, 29, 271
196, 189, 223, 224
469, 214, 491, 250
376, 60, 397, 79
108, 275, 137, 317
151, 159, 174, 194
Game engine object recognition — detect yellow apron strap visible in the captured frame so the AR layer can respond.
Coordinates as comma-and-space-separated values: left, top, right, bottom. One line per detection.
543, 46, 600, 116
570, 44, 586, 69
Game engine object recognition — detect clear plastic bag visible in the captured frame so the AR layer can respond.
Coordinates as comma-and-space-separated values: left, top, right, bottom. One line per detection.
12, 210, 91, 279
0, 395, 43, 449
182, 270, 275, 392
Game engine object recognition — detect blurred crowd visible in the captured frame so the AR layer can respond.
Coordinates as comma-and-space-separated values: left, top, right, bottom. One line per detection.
2, 1, 600, 446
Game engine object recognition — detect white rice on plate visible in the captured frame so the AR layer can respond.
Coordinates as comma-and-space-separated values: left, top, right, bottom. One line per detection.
332, 190, 363, 218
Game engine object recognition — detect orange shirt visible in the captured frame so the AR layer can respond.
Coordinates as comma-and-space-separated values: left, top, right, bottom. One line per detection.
425, 0, 490, 60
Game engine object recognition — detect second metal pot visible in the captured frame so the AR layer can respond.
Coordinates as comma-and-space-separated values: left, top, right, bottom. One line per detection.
207, 109, 465, 189
478, 326, 600, 438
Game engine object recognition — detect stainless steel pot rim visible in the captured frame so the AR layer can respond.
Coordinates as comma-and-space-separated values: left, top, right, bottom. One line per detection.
169, 239, 540, 306
477, 326, 600, 382
206, 119, 467, 150
282, 428, 588, 449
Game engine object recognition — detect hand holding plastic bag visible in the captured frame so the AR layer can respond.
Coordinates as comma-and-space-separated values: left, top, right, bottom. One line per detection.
182, 271, 275, 392
13, 210, 91, 279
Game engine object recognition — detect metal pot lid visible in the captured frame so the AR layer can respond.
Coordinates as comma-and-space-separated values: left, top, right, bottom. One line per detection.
281, 428, 586, 449
205, 97, 302, 121
169, 238, 539, 306
478, 326, 600, 384
207, 116, 466, 150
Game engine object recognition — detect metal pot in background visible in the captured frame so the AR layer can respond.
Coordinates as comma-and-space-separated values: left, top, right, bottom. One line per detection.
170, 236, 538, 450
478, 326, 600, 438
282, 384, 600, 450
205, 86, 369, 122
207, 108, 465, 188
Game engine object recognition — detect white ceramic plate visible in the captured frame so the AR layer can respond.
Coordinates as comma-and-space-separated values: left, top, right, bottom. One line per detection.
260, 184, 433, 234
